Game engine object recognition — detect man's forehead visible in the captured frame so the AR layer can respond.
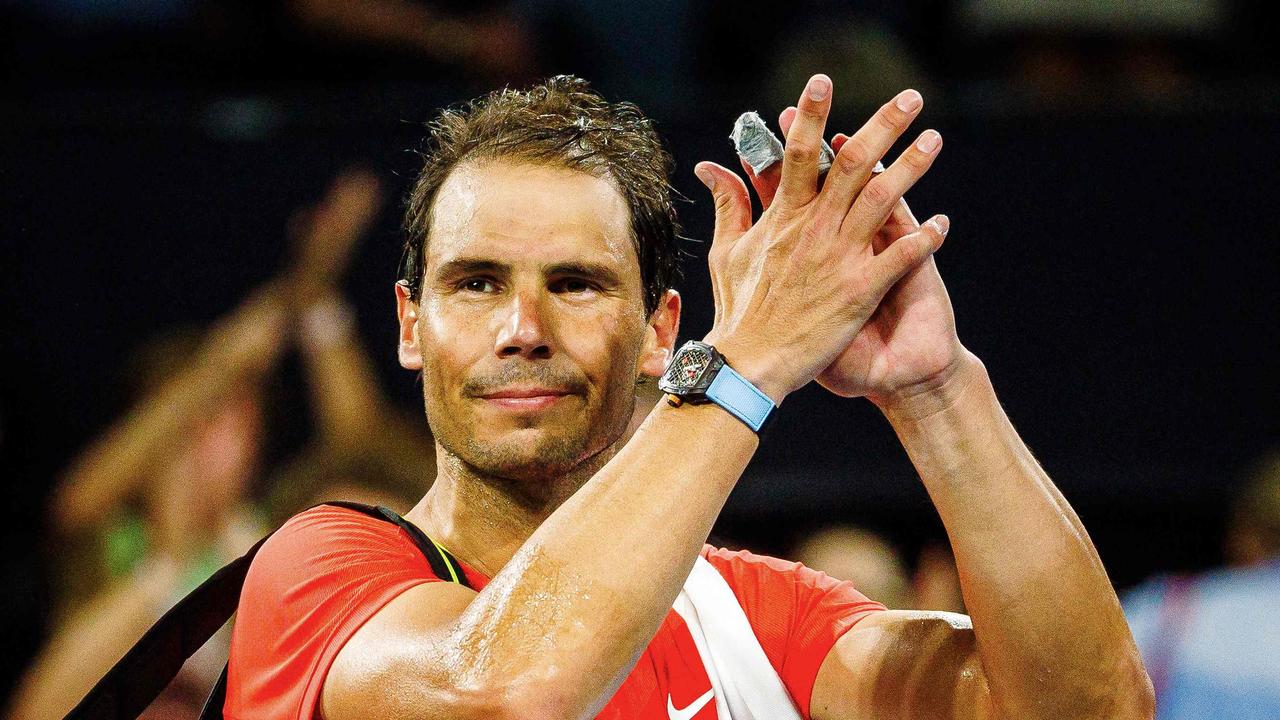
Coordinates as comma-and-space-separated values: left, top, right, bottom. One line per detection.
425, 159, 637, 272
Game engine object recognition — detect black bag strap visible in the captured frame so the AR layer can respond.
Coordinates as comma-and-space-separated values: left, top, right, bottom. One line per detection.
197, 667, 229, 720
364, 503, 470, 588
66, 501, 471, 720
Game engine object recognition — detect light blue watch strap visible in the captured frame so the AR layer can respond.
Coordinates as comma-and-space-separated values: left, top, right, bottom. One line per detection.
706, 364, 776, 432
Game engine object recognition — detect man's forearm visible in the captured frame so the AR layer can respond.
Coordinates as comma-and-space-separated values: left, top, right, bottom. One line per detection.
879, 352, 1153, 719
445, 401, 757, 719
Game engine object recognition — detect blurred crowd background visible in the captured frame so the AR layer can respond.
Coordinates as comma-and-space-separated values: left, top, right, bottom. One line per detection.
2, 1, 1277, 718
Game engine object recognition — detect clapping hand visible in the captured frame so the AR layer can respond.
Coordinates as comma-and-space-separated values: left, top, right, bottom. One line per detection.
693, 75, 951, 405
733, 92, 967, 405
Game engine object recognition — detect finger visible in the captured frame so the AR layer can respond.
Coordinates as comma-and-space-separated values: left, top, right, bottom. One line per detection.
872, 198, 920, 253
839, 131, 916, 252
872, 214, 949, 292
694, 161, 752, 246
842, 129, 942, 244
817, 89, 924, 223
779, 106, 798, 138
775, 74, 833, 207
733, 112, 784, 210
843, 132, 915, 252
781, 106, 837, 186
833, 134, 888, 175
836, 131, 917, 249
740, 156, 781, 211
891, 197, 918, 228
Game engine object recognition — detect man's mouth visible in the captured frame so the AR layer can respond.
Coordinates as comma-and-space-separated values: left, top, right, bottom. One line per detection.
477, 387, 574, 412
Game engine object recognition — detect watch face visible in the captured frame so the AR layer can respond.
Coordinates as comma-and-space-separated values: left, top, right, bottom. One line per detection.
666, 345, 712, 389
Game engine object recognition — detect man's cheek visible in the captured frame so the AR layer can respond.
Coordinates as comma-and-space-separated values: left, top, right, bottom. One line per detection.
422, 305, 490, 355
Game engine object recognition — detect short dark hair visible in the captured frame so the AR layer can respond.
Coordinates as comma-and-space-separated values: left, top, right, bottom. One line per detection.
399, 75, 682, 316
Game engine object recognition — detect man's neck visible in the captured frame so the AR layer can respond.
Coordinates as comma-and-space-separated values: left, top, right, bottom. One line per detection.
405, 441, 620, 579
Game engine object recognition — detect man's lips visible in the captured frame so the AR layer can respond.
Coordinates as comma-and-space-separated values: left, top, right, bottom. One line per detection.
476, 387, 575, 411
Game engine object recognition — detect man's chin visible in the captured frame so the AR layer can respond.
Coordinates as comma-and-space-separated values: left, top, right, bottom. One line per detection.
457, 429, 595, 481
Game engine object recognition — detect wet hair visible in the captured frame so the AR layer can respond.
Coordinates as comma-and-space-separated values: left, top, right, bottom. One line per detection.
399, 75, 682, 316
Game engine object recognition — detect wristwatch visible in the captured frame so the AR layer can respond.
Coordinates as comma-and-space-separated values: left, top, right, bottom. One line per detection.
658, 340, 777, 433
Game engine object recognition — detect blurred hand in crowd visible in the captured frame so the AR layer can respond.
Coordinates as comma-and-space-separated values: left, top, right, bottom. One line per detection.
287, 167, 382, 298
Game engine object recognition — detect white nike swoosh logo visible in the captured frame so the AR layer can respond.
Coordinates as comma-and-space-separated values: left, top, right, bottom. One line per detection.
668, 688, 715, 720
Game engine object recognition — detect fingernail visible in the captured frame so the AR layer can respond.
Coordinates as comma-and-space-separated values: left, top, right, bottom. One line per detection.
694, 165, 715, 190
896, 89, 923, 113
807, 75, 831, 101
930, 215, 950, 236
916, 130, 941, 154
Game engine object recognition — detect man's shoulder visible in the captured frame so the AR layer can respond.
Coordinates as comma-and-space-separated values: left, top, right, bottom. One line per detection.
698, 543, 884, 630
701, 544, 804, 569
227, 505, 442, 718
270, 503, 397, 540
700, 544, 861, 597
244, 505, 434, 598
694, 545, 885, 715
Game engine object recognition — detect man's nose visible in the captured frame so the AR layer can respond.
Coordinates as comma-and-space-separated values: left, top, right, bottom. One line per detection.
494, 291, 553, 359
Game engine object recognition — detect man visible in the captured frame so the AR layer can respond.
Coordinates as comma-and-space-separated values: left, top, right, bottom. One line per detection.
226, 74, 1153, 719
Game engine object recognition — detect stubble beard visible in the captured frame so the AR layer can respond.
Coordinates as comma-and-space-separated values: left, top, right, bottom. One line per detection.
431, 387, 637, 486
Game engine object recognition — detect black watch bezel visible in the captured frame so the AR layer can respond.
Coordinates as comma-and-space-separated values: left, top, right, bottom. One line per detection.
658, 341, 726, 403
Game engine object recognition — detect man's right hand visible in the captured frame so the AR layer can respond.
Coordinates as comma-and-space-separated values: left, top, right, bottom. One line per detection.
694, 76, 948, 404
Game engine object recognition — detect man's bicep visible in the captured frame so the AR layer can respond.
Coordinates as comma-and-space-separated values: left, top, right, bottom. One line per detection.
320, 581, 480, 720
809, 609, 996, 720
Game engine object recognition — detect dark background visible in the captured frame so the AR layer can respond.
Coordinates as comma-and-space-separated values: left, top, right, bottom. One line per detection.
2, 0, 1277, 705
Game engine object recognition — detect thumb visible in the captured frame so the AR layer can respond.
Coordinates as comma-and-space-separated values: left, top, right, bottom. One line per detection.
694, 161, 752, 246
873, 214, 949, 291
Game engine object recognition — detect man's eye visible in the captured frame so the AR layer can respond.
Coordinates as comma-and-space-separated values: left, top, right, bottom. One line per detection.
554, 278, 595, 294
460, 278, 497, 293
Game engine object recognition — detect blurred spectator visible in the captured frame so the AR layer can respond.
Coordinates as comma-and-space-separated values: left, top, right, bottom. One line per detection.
1123, 451, 1280, 719
764, 7, 937, 117
792, 525, 967, 614
48, 289, 286, 598
792, 525, 912, 609
264, 444, 424, 527
954, 0, 1232, 110
5, 167, 436, 719
913, 541, 966, 615
281, 167, 436, 520
8, 287, 284, 720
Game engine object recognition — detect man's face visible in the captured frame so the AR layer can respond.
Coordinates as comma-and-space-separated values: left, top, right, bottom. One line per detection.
397, 159, 677, 481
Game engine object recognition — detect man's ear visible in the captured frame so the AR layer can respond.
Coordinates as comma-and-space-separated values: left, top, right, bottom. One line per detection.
638, 289, 681, 379
395, 282, 423, 370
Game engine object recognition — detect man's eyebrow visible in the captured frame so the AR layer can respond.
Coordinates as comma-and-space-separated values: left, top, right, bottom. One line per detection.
431, 258, 623, 286
544, 261, 622, 286
432, 258, 508, 278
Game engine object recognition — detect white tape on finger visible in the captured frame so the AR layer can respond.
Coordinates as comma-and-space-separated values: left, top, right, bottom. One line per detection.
730, 111, 836, 175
